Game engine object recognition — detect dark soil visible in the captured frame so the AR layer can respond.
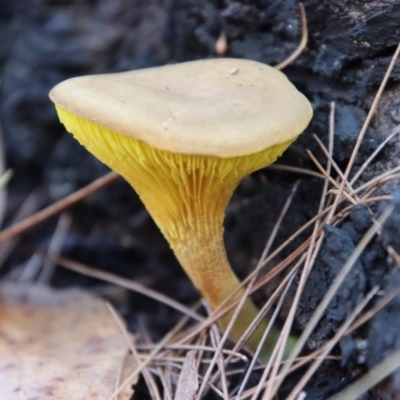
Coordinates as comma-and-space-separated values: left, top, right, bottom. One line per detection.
1, 1, 400, 398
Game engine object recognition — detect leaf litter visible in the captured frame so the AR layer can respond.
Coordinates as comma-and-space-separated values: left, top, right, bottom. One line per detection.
0, 283, 138, 400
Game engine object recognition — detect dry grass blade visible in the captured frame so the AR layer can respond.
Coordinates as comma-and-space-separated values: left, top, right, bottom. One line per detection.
264, 181, 301, 261
350, 130, 400, 186
195, 331, 208, 374
106, 303, 140, 399
176, 233, 314, 350
326, 42, 400, 223
262, 119, 336, 398
209, 324, 229, 399
329, 348, 400, 400
195, 219, 303, 399
195, 280, 254, 399
107, 313, 192, 400
200, 182, 300, 397
347, 44, 400, 174
0, 122, 9, 228
269, 204, 394, 398
138, 344, 247, 361
115, 351, 140, 400
0, 170, 12, 229
262, 239, 321, 399
226, 180, 299, 353
345, 289, 399, 335
356, 165, 400, 195
17, 252, 44, 283
43, 252, 203, 321
159, 367, 174, 400
387, 245, 400, 267
238, 272, 297, 400
312, 133, 360, 201
0, 171, 118, 244
323, 102, 335, 209
17, 213, 71, 283
38, 212, 72, 283
186, 225, 316, 347
285, 286, 379, 400
268, 164, 325, 179
232, 258, 301, 360
306, 149, 357, 205
0, 189, 42, 269
313, 135, 349, 188
136, 318, 163, 400
186, 179, 340, 338
275, 4, 307, 70
235, 289, 398, 400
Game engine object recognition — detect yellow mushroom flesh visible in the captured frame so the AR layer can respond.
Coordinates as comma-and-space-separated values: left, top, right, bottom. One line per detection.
50, 59, 313, 353
55, 105, 295, 349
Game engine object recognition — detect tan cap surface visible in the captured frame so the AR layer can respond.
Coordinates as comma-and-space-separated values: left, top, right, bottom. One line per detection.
49, 58, 312, 157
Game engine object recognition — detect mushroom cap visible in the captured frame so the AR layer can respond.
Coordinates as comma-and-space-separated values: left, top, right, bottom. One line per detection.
49, 58, 312, 158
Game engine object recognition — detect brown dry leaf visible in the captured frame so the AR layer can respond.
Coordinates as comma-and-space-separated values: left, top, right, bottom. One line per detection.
174, 350, 198, 400
0, 283, 138, 400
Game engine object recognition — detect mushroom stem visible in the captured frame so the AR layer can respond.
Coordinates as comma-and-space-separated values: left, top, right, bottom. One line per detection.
137, 161, 280, 353
171, 224, 278, 351
171, 224, 239, 311
56, 107, 292, 353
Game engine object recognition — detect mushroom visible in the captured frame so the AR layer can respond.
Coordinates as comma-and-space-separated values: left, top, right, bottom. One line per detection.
49, 58, 313, 353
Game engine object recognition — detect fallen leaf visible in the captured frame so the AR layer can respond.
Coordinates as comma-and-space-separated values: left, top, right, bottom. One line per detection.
174, 350, 198, 400
0, 283, 138, 399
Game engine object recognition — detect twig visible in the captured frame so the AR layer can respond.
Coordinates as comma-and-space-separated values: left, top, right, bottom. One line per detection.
0, 189, 43, 269
38, 212, 72, 283
240, 273, 296, 400
195, 182, 300, 396
0, 171, 118, 244
306, 149, 357, 205
43, 252, 203, 321
159, 367, 173, 400
236, 288, 397, 400
107, 313, 192, 400
268, 164, 324, 179
263, 207, 325, 399
350, 130, 400, 186
136, 344, 247, 362
227, 181, 300, 353
326, 42, 400, 224
208, 319, 229, 399
106, 303, 159, 400
0, 122, 9, 228
285, 286, 379, 400
275, 4, 308, 70
136, 317, 163, 400
345, 289, 399, 335
329, 348, 400, 400
195, 279, 257, 398
232, 258, 302, 358
355, 165, 400, 196
268, 204, 394, 398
